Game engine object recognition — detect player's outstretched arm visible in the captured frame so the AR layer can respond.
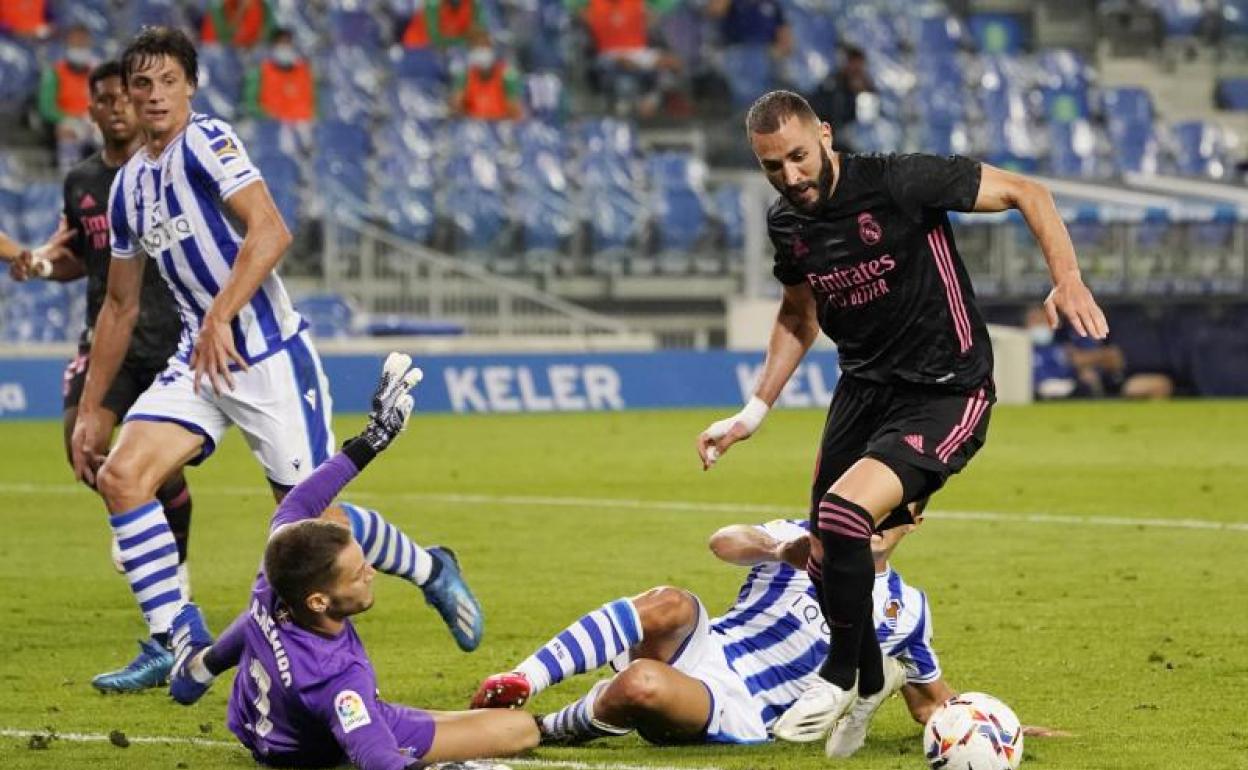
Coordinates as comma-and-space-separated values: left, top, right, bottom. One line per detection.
697, 282, 818, 470
72, 254, 145, 484
709, 523, 810, 568
973, 164, 1108, 340
269, 353, 423, 532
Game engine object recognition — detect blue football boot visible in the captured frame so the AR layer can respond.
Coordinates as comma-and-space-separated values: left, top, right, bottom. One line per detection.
169, 602, 215, 705
422, 546, 484, 652
91, 638, 174, 693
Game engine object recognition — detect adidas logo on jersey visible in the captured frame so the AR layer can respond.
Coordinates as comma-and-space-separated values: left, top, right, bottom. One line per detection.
79, 192, 98, 210
903, 434, 924, 454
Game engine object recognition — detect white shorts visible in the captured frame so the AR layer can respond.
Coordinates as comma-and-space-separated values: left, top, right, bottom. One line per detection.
124, 329, 336, 487
614, 595, 770, 745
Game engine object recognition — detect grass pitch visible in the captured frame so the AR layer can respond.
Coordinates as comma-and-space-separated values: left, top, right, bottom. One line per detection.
0, 400, 1246, 769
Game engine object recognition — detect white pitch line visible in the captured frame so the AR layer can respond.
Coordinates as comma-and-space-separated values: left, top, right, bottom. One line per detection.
1, 481, 1245, 532
0, 728, 727, 770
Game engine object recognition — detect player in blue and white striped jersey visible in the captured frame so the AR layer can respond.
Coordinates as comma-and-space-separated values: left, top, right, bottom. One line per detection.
471, 519, 954, 752
70, 28, 482, 695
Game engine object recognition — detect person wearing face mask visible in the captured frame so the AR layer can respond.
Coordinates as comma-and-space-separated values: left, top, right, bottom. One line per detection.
451, 30, 523, 121
201, 0, 274, 50
1025, 304, 1079, 399
244, 28, 315, 124
39, 25, 97, 171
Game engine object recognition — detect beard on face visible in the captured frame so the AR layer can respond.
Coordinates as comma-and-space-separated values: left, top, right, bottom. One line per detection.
779, 144, 834, 212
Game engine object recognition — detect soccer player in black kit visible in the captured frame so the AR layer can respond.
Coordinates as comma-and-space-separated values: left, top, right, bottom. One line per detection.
9, 61, 194, 691
696, 91, 1108, 756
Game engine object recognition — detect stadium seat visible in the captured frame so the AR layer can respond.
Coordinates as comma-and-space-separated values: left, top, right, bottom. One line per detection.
376, 118, 441, 163
516, 188, 574, 256
1048, 120, 1105, 178
20, 182, 61, 245
1215, 77, 1248, 111
586, 186, 644, 268
712, 184, 745, 251
525, 72, 566, 124
328, 8, 384, 50
122, 0, 186, 28
395, 48, 447, 84
1170, 120, 1234, 179
968, 12, 1025, 53
195, 45, 244, 122
1151, 0, 1205, 37
295, 293, 357, 339
378, 168, 437, 243
57, 0, 113, 37
0, 37, 39, 109
720, 44, 775, 109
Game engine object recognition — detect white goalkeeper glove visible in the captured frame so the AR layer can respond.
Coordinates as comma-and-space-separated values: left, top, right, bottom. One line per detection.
360, 352, 424, 453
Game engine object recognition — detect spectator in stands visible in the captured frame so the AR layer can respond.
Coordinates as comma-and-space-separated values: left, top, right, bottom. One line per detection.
705, 0, 792, 58
0, 0, 51, 39
451, 30, 524, 120
408, 0, 481, 47
39, 24, 97, 171
573, 0, 682, 118
1023, 304, 1173, 400
201, 0, 274, 49
244, 28, 316, 124
808, 45, 874, 131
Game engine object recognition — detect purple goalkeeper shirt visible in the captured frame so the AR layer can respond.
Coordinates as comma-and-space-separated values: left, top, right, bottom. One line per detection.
225, 452, 433, 770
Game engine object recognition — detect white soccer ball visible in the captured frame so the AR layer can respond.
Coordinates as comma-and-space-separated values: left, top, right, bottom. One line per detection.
923, 692, 1023, 770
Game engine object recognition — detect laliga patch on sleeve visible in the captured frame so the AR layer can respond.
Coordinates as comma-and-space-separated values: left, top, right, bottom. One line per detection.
209, 134, 242, 163
334, 689, 372, 733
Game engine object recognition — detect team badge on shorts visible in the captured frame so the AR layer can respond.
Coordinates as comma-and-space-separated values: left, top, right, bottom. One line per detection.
334, 690, 372, 733
858, 212, 883, 245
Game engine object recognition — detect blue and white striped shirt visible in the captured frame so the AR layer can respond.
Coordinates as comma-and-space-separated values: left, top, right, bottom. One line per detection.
108, 114, 302, 364
711, 519, 941, 728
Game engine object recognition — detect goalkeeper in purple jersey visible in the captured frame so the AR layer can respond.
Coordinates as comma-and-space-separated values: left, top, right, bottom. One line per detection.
167, 355, 537, 769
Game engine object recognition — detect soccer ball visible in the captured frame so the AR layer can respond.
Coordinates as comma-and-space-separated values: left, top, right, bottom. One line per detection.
923, 692, 1023, 770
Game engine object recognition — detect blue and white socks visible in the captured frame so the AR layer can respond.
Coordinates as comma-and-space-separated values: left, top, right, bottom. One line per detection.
540, 680, 632, 743
111, 500, 184, 642
515, 597, 643, 694
341, 503, 436, 586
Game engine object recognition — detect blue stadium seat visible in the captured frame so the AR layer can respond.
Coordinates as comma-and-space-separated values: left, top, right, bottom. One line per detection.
1170, 121, 1233, 179
295, 293, 356, 339
586, 187, 643, 262
123, 0, 186, 28
20, 183, 61, 245
525, 72, 565, 124
57, 0, 113, 37
967, 12, 1025, 53
651, 187, 706, 255
1151, 0, 1205, 36
577, 118, 638, 157
0, 37, 39, 109
782, 2, 836, 93
516, 188, 573, 255
395, 48, 447, 84
378, 178, 436, 243
1102, 86, 1154, 129
2, 281, 72, 343
712, 184, 744, 251
0, 190, 21, 242
195, 45, 244, 121
444, 149, 508, 252
376, 118, 441, 162
840, 7, 900, 57
916, 11, 965, 54
328, 8, 384, 50
256, 154, 302, 231
1048, 120, 1104, 178
1215, 77, 1248, 111
316, 121, 372, 159
720, 44, 775, 109
388, 78, 450, 120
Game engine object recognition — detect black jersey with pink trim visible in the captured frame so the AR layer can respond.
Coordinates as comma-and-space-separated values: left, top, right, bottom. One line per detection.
768, 152, 992, 393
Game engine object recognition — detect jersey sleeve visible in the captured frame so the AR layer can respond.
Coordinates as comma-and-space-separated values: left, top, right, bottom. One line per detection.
269, 452, 363, 533
184, 119, 263, 202
63, 174, 87, 261
884, 153, 982, 218
313, 665, 417, 770
757, 518, 811, 542
767, 200, 806, 286
108, 165, 138, 258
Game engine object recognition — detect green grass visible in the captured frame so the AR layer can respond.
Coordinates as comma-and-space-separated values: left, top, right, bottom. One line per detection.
1, 401, 1246, 769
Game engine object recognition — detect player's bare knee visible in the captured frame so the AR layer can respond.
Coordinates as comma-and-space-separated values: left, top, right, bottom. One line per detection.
634, 586, 695, 637
96, 455, 149, 508
612, 659, 668, 711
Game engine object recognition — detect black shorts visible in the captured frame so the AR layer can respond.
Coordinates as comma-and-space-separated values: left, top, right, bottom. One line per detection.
809, 375, 995, 515
62, 347, 165, 418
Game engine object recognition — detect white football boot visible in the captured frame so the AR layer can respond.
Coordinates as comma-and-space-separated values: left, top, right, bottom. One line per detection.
825, 656, 907, 758
772, 677, 856, 742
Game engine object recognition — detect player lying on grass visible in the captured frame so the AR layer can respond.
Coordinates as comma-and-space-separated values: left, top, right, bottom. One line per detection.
472, 520, 932, 755
473, 520, 1060, 757
166, 355, 537, 769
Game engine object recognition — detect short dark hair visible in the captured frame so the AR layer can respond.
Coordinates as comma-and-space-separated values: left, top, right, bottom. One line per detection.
264, 520, 353, 612
270, 27, 294, 43
88, 60, 124, 95
120, 25, 198, 87
745, 90, 819, 134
